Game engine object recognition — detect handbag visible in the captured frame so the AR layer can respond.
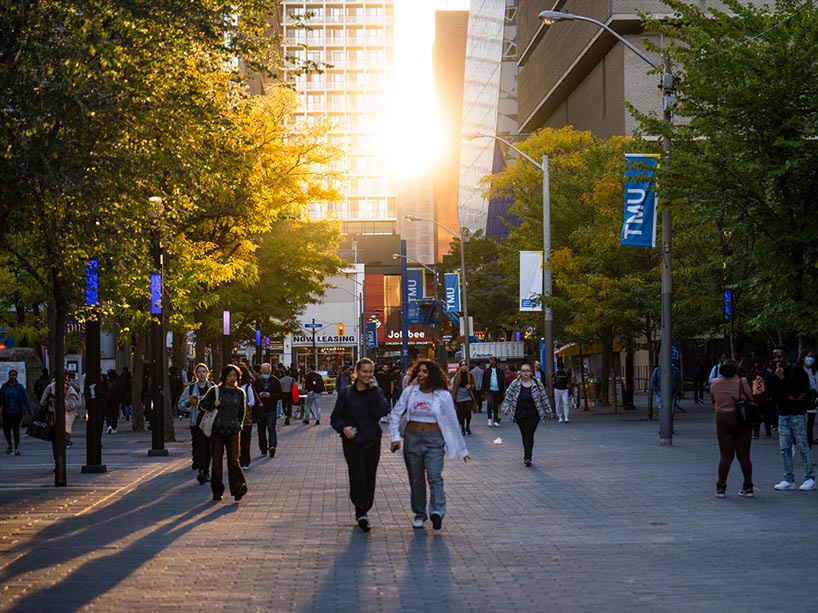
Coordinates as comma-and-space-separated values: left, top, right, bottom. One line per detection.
734, 378, 762, 426
291, 385, 300, 404
26, 417, 54, 441
199, 386, 220, 437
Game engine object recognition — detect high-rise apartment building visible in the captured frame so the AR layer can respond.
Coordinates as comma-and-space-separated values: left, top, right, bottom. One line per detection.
277, 1, 396, 236
457, 0, 519, 235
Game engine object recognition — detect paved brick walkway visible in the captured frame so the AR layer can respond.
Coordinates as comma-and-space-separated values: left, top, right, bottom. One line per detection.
1, 395, 815, 612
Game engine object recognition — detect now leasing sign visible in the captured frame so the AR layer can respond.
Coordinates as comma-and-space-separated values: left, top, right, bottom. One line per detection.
621, 154, 659, 248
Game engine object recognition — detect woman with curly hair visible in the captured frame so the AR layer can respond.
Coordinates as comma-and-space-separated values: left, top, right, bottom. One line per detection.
501, 363, 552, 467
390, 359, 469, 531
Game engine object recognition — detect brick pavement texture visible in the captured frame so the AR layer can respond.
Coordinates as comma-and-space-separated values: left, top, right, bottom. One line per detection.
1, 394, 816, 612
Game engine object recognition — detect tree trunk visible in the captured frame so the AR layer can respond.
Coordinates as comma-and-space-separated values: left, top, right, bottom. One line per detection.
172, 330, 186, 371
623, 335, 635, 409
131, 328, 148, 432
600, 334, 612, 406
50, 266, 67, 486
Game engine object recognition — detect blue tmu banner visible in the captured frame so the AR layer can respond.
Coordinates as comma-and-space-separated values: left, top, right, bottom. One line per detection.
621, 154, 659, 248
405, 268, 425, 302
444, 273, 461, 312
366, 322, 378, 348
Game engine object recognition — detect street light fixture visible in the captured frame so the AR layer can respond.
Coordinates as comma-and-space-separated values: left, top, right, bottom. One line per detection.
540, 9, 677, 445
405, 215, 472, 367
463, 132, 554, 405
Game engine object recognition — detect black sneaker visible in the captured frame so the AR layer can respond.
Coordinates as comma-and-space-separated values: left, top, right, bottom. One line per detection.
716, 483, 727, 498
302, 420, 310, 425
284, 419, 290, 425
314, 420, 320, 425
196, 470, 206, 485
431, 513, 442, 530
357, 515, 371, 532
738, 485, 754, 498
234, 483, 248, 501
524, 459, 532, 467
269, 448, 276, 458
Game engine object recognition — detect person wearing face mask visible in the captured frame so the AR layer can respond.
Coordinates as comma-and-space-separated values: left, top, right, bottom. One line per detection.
766, 346, 814, 491
253, 363, 283, 458
330, 358, 390, 532
798, 350, 817, 448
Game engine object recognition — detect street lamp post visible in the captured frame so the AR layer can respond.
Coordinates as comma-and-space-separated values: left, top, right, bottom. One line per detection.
405, 216, 471, 368
147, 196, 168, 457
463, 133, 553, 405
82, 258, 106, 473
540, 9, 676, 445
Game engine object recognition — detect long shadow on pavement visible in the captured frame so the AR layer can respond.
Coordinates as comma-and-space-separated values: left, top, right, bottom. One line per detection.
2, 467, 234, 612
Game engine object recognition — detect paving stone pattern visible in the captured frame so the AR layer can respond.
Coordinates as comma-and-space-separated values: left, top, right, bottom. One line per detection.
0, 395, 816, 612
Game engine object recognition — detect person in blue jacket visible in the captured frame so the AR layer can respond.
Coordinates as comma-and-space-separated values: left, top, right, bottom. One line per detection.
331, 357, 390, 532
1, 370, 33, 455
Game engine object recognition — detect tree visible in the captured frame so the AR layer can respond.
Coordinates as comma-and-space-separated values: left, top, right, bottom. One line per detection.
641, 0, 818, 349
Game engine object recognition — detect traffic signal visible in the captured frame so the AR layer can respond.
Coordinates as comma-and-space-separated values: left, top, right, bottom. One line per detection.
338, 323, 345, 336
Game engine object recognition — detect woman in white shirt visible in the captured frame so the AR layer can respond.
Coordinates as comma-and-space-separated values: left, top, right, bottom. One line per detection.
391, 359, 470, 530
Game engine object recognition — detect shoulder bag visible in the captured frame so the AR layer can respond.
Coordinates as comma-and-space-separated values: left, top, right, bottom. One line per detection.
734, 378, 761, 426
199, 386, 220, 437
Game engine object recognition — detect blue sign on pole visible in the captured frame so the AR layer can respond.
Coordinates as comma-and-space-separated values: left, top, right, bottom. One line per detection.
256, 329, 262, 346
150, 273, 162, 315
444, 273, 461, 312
621, 154, 659, 248
366, 322, 378, 348
724, 289, 732, 321
304, 322, 323, 329
406, 268, 424, 302
85, 259, 99, 306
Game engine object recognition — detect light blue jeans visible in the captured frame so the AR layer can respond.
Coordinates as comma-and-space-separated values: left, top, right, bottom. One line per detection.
778, 414, 815, 483
305, 391, 321, 421
656, 393, 677, 422
403, 429, 446, 520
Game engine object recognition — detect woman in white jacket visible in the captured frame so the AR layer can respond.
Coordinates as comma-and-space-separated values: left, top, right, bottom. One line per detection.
390, 359, 469, 530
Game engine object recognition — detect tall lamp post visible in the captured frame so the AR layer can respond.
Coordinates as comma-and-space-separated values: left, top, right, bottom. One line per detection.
463, 133, 553, 404
147, 196, 168, 457
82, 258, 106, 473
405, 216, 472, 367
540, 9, 676, 445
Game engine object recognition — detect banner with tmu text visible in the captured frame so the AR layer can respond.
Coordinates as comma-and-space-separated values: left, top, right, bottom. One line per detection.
621, 153, 659, 248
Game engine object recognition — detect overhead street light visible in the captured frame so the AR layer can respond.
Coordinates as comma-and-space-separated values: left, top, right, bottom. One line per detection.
405, 215, 472, 367
463, 132, 554, 405
540, 9, 677, 445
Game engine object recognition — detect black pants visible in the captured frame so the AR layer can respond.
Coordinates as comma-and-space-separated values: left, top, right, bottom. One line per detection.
693, 382, 705, 403
281, 396, 293, 418
210, 432, 245, 497
2, 411, 23, 449
515, 415, 540, 461
752, 403, 773, 438
342, 438, 381, 519
239, 424, 253, 468
456, 401, 472, 430
486, 391, 503, 422
106, 402, 119, 430
190, 425, 211, 471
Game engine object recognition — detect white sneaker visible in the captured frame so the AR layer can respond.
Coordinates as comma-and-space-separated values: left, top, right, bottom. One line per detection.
564, 418, 570, 423
493, 421, 500, 427
106, 426, 112, 434
558, 417, 564, 423
412, 518, 424, 529
799, 478, 816, 491
774, 480, 796, 491
488, 419, 493, 427
111, 429, 117, 434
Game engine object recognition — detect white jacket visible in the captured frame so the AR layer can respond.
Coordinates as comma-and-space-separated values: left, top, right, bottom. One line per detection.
390, 384, 469, 459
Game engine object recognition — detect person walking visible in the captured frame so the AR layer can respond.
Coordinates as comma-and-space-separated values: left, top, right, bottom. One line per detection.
198, 364, 248, 502
553, 364, 572, 423
120, 366, 133, 421
335, 365, 352, 396
330, 358, 390, 532
798, 350, 817, 448
237, 364, 257, 470
709, 359, 754, 498
390, 359, 470, 530
41, 375, 79, 457
104, 369, 122, 434
480, 357, 506, 428
692, 358, 706, 404
1, 370, 33, 455
470, 362, 484, 413
751, 360, 772, 439
650, 364, 682, 425
253, 363, 282, 458
279, 367, 294, 425
449, 360, 476, 435
177, 363, 215, 485
303, 366, 324, 425
767, 346, 815, 491
501, 363, 553, 467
